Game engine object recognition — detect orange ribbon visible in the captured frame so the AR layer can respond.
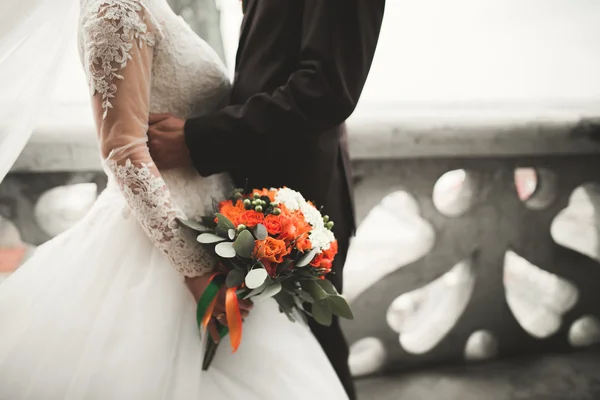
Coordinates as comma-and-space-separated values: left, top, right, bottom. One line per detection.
200, 273, 221, 329
225, 287, 243, 353
196, 272, 243, 353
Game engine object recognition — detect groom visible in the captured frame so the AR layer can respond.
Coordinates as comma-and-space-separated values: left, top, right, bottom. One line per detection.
148, 0, 385, 397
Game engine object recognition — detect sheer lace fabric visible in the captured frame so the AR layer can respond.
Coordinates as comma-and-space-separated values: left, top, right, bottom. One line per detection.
80, 0, 214, 277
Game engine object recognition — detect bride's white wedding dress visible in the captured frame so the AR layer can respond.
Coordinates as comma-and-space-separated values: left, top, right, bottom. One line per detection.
0, 0, 348, 398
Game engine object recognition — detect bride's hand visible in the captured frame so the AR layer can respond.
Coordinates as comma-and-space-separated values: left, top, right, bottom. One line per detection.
185, 274, 253, 321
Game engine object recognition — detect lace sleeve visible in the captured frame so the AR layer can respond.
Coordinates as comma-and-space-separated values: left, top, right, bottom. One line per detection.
80, 0, 214, 278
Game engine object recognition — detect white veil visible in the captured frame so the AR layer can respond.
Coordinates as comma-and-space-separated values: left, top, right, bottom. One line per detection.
0, 0, 79, 183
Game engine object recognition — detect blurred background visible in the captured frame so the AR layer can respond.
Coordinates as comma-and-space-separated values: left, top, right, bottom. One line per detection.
2, 0, 600, 398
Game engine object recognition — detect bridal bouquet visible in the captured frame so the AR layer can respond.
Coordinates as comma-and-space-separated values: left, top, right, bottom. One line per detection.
179, 187, 353, 370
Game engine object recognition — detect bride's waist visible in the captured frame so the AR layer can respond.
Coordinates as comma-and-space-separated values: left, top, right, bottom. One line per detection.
103, 169, 232, 218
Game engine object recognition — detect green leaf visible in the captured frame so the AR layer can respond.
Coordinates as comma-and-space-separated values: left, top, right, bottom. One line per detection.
312, 300, 333, 326
300, 280, 328, 301
276, 259, 294, 274
280, 308, 296, 323
243, 281, 267, 299
200, 216, 217, 228
274, 291, 296, 321
251, 281, 282, 301
295, 307, 309, 325
316, 278, 339, 295
197, 233, 227, 244
215, 213, 235, 230
226, 269, 246, 288
326, 295, 354, 320
215, 242, 236, 258
228, 229, 236, 240
233, 229, 255, 258
293, 294, 306, 312
245, 268, 268, 289
296, 289, 315, 303
252, 224, 268, 240
176, 218, 206, 231
296, 249, 318, 267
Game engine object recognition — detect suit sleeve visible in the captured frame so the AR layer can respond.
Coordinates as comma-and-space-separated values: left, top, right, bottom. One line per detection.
184, 0, 385, 176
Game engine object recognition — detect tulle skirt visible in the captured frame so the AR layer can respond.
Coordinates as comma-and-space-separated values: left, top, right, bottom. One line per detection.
0, 188, 348, 399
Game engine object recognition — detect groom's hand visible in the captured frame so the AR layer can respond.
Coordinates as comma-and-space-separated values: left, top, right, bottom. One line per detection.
147, 113, 192, 169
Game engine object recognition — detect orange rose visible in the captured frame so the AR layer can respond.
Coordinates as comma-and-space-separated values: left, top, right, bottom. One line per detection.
310, 242, 337, 273
277, 203, 291, 216
295, 235, 312, 252
263, 214, 283, 235
278, 216, 298, 242
310, 253, 324, 268
293, 212, 312, 236
311, 257, 332, 273
254, 237, 290, 263
319, 258, 333, 272
218, 200, 245, 225
279, 212, 311, 242
237, 210, 264, 227
322, 240, 338, 261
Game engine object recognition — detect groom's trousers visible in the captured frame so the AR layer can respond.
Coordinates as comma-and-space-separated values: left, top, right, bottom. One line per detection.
306, 136, 356, 400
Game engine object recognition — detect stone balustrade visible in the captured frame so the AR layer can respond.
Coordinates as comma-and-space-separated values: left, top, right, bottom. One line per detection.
2, 100, 600, 377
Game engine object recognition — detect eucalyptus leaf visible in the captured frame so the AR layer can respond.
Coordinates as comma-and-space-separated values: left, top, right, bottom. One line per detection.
300, 280, 328, 301
215, 242, 236, 258
251, 281, 282, 301
296, 309, 309, 325
245, 268, 268, 289
280, 308, 296, 323
312, 300, 333, 326
316, 278, 338, 295
228, 229, 236, 240
326, 295, 354, 320
296, 289, 315, 303
274, 292, 296, 317
215, 213, 236, 230
276, 259, 294, 274
176, 218, 205, 231
200, 216, 218, 228
252, 224, 268, 240
226, 269, 246, 288
296, 248, 318, 267
233, 230, 255, 258
197, 233, 227, 244
243, 281, 267, 299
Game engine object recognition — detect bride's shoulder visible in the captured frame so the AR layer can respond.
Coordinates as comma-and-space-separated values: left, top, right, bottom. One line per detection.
81, 0, 151, 15
80, 0, 161, 31
79, 0, 163, 44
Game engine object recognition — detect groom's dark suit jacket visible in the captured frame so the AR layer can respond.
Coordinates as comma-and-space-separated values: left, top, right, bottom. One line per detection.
184, 1, 385, 397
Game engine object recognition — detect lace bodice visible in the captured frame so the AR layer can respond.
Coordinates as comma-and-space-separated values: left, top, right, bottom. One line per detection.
78, 0, 232, 277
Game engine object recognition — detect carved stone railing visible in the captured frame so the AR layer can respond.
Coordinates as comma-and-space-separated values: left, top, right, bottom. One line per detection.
2, 101, 600, 378
344, 103, 600, 376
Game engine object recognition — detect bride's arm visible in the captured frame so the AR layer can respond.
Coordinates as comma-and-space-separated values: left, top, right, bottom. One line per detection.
81, 1, 213, 278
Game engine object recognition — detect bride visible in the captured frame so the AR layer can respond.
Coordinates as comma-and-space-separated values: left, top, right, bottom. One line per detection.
0, 0, 349, 398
